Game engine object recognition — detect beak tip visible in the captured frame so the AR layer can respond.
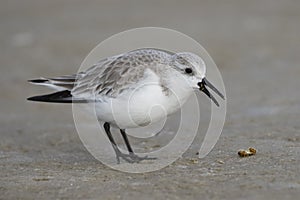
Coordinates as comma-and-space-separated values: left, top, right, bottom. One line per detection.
201, 78, 225, 103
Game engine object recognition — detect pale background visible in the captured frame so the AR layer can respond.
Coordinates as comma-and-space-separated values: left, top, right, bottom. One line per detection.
1, 0, 300, 199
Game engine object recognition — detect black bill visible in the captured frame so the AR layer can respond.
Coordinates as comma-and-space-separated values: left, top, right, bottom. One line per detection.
198, 77, 225, 107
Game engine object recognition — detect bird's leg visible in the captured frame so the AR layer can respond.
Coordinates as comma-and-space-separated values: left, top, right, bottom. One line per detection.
103, 122, 134, 163
120, 129, 157, 162
120, 129, 134, 153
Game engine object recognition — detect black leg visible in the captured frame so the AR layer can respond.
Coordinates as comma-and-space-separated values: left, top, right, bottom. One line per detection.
119, 129, 157, 162
103, 122, 156, 163
104, 122, 117, 146
103, 122, 137, 163
120, 129, 133, 153
103, 122, 122, 163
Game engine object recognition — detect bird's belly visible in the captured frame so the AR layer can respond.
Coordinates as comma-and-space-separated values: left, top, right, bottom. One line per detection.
95, 84, 185, 129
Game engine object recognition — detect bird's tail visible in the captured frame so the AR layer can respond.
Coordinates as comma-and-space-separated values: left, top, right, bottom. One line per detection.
28, 73, 81, 90
27, 90, 87, 103
27, 73, 87, 103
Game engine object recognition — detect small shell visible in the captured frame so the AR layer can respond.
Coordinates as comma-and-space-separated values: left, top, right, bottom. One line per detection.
189, 158, 199, 164
217, 160, 225, 164
249, 147, 257, 154
238, 147, 257, 157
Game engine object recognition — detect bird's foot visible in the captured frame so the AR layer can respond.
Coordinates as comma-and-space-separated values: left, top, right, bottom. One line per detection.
115, 151, 157, 164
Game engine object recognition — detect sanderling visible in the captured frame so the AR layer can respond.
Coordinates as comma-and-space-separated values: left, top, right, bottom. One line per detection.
28, 48, 224, 163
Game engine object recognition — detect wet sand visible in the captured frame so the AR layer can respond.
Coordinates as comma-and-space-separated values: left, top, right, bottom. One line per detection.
1, 0, 300, 199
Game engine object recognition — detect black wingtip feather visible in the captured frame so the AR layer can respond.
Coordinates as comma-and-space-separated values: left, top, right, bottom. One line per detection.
27, 90, 87, 103
28, 79, 48, 83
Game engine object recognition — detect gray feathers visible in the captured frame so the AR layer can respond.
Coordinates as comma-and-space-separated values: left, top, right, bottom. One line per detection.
72, 48, 174, 98
29, 48, 204, 101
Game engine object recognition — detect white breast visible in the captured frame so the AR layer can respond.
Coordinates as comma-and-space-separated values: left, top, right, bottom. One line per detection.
95, 68, 193, 129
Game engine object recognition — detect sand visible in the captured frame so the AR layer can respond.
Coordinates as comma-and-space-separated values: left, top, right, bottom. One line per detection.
1, 0, 300, 199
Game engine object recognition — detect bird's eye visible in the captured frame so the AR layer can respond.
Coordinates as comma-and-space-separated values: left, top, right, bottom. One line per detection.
185, 68, 193, 74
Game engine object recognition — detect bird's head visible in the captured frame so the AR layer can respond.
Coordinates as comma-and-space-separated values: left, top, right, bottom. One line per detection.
171, 52, 225, 106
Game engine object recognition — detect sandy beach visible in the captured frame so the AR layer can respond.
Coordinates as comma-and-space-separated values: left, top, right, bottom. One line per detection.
1, 0, 300, 199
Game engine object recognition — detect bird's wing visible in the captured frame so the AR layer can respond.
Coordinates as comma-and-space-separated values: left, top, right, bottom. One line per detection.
72, 48, 173, 99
